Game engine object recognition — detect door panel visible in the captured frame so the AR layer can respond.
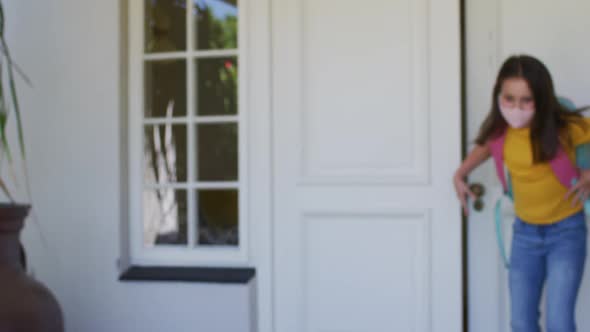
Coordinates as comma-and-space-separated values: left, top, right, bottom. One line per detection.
273, 0, 463, 331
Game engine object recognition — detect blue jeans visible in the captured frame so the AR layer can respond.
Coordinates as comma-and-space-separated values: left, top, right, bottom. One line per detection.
510, 211, 587, 332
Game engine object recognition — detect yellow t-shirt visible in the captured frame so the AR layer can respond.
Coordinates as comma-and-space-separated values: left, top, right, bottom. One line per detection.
505, 118, 590, 224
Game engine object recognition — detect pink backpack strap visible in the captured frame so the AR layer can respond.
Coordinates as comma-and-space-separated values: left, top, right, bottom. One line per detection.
488, 133, 508, 193
489, 130, 578, 191
549, 147, 579, 189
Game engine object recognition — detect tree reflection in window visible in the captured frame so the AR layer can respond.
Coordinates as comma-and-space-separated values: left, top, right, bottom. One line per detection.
145, 0, 187, 53
197, 57, 238, 116
194, 0, 238, 50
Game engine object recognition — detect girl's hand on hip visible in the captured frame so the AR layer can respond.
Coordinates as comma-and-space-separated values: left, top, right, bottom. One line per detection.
565, 169, 590, 207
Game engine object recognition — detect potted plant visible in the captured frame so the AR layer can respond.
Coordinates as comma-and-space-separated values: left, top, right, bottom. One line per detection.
0, 2, 63, 331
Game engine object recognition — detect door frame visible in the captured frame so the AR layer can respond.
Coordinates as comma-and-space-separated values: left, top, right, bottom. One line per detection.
460, 0, 469, 330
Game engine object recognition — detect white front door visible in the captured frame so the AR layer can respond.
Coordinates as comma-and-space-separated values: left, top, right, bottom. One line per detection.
272, 0, 463, 331
466, 1, 590, 331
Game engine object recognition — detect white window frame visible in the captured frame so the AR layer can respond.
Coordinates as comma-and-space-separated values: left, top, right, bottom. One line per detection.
128, 0, 249, 267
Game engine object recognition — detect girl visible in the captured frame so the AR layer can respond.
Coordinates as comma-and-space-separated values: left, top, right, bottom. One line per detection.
454, 55, 590, 332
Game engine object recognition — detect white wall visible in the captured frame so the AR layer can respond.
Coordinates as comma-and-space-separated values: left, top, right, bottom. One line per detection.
3, 1, 253, 331
499, 0, 590, 106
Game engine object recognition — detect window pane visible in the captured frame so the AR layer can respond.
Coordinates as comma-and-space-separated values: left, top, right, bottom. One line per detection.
145, 0, 187, 53
196, 123, 238, 181
145, 60, 187, 118
197, 189, 238, 246
144, 124, 188, 183
196, 57, 238, 116
143, 189, 188, 246
193, 0, 238, 50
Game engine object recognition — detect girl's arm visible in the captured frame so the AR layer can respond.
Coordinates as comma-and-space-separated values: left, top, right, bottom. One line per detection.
453, 143, 492, 215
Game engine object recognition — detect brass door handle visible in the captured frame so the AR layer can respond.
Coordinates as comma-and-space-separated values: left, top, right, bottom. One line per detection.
469, 183, 486, 212
469, 183, 485, 197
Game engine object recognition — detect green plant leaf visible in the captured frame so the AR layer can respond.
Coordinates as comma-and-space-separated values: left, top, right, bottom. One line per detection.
0, 44, 31, 86
0, 1, 23, 203
0, 36, 26, 159
0, 57, 12, 163
0, 1, 4, 37
0, 175, 14, 202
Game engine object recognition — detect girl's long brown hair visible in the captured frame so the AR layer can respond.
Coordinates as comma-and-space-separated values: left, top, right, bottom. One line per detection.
475, 55, 588, 163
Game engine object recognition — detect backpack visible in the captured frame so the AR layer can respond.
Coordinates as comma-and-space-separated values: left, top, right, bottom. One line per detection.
489, 97, 590, 268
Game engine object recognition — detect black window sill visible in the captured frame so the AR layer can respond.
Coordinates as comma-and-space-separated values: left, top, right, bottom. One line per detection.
119, 266, 255, 284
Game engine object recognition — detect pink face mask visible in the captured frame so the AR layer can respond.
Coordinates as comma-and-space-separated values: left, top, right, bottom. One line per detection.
498, 99, 535, 129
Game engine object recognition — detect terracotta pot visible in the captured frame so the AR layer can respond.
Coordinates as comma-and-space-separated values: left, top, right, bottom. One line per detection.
0, 204, 64, 332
